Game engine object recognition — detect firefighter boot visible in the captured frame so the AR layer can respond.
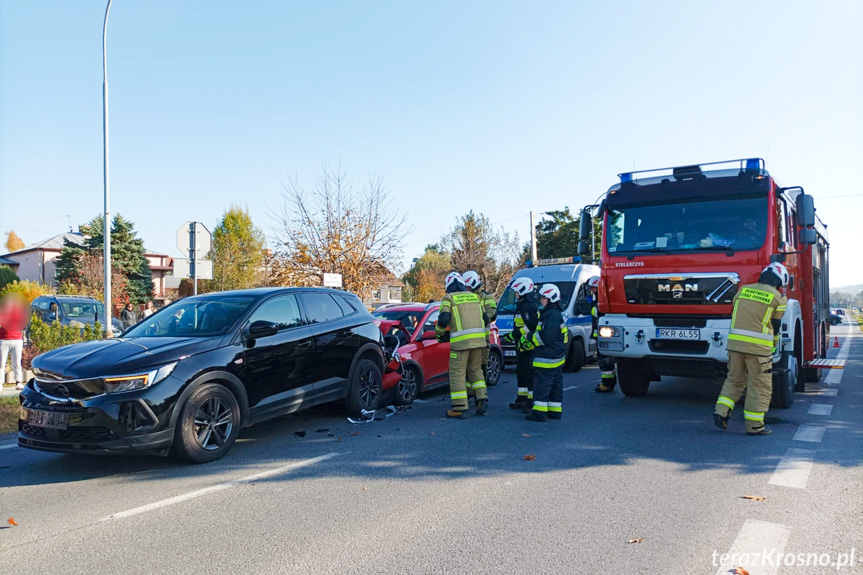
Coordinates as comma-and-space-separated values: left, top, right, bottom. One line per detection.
446, 409, 466, 419
713, 412, 730, 430
476, 398, 488, 416
594, 383, 615, 393
747, 425, 772, 436
525, 410, 547, 422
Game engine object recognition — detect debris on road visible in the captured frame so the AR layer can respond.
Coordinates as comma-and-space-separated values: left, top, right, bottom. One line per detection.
347, 405, 398, 424
315, 428, 330, 433
350, 431, 362, 436
521, 434, 532, 437
732, 568, 751, 575
293, 431, 307, 438
740, 495, 766, 501
627, 537, 644, 544
523, 454, 536, 461
7, 518, 18, 527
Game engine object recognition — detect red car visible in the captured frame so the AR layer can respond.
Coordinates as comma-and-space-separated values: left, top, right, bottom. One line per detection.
372, 302, 503, 405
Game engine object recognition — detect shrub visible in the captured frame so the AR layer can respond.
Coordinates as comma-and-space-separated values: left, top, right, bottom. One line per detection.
27, 315, 103, 366
0, 280, 52, 302
0, 266, 19, 292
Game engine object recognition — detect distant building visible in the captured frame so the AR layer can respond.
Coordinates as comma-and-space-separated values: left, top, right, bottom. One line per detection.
1, 231, 173, 299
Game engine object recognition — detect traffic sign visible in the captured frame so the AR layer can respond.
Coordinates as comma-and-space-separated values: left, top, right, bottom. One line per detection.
176, 221, 212, 256
323, 273, 343, 288
173, 258, 214, 280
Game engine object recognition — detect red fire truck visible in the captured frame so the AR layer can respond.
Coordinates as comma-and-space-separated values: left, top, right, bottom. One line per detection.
580, 158, 837, 408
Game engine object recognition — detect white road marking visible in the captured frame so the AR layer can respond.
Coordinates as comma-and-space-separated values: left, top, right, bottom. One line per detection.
825, 328, 853, 385
769, 448, 816, 489
101, 452, 341, 521
714, 519, 791, 575
807, 404, 833, 416
811, 388, 839, 397
563, 386, 578, 391
0, 443, 17, 451
793, 424, 825, 443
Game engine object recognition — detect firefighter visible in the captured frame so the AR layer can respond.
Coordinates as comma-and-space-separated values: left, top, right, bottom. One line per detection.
524, 284, 567, 422
436, 271, 490, 418
713, 262, 789, 436
462, 271, 497, 381
502, 277, 540, 411
588, 275, 618, 393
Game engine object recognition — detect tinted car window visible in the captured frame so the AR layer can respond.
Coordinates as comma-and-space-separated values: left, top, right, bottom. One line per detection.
248, 295, 303, 330
422, 310, 439, 333
335, 295, 357, 315
303, 293, 343, 323
124, 296, 255, 338
60, 300, 106, 319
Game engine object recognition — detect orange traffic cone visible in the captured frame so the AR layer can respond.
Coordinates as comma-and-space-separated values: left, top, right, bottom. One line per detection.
833, 337, 840, 348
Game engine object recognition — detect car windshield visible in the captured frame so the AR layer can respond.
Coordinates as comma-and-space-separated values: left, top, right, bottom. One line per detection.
606, 196, 768, 254
60, 300, 106, 320
497, 281, 576, 313
372, 309, 423, 334
123, 296, 255, 338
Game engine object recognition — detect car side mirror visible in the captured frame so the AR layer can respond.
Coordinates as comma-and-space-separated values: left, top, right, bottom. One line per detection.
248, 320, 279, 340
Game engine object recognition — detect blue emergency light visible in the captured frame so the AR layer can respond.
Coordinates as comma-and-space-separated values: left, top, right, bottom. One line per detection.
620, 172, 633, 183
745, 158, 762, 171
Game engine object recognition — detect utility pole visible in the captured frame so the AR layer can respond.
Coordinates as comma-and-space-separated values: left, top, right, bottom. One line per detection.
530, 211, 538, 262
102, 0, 113, 315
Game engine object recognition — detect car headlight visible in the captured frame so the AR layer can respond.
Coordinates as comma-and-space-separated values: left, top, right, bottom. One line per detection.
104, 362, 178, 394
598, 326, 620, 338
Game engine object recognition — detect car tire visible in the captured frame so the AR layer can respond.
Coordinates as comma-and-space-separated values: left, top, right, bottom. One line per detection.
616, 360, 651, 397
485, 349, 502, 387
563, 339, 585, 373
771, 351, 797, 408
394, 365, 420, 406
344, 358, 383, 416
172, 383, 241, 464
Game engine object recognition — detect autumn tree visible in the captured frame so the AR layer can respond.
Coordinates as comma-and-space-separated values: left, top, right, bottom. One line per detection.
4, 231, 25, 252
58, 253, 128, 305
402, 244, 450, 302
442, 211, 525, 296
210, 205, 266, 292
56, 214, 153, 305
269, 164, 409, 298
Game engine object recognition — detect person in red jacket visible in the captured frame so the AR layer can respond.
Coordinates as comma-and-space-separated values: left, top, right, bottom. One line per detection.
0, 293, 29, 390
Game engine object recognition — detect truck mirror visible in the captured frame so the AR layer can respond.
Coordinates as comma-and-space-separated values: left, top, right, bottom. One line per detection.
799, 228, 817, 245
795, 193, 815, 227
770, 253, 787, 263
578, 240, 590, 256
579, 208, 592, 241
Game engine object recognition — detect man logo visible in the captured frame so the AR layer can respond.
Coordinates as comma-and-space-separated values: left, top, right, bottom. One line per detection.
658, 282, 698, 298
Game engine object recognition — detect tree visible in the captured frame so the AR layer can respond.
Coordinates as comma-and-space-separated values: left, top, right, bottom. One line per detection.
402, 245, 451, 302
534, 206, 603, 262
56, 214, 153, 305
210, 205, 266, 292
442, 211, 525, 296
269, 164, 409, 298
4, 231, 25, 252
0, 266, 19, 292
58, 253, 128, 305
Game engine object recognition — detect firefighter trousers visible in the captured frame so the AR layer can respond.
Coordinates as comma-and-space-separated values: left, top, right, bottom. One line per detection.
449, 347, 487, 411
598, 353, 616, 388
531, 365, 563, 420
715, 351, 773, 432
515, 347, 535, 401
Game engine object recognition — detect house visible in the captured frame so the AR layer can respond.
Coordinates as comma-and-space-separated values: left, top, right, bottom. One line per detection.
361, 262, 404, 308
1, 231, 173, 299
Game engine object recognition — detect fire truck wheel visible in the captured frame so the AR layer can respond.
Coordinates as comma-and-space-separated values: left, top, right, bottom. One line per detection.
563, 340, 585, 373
771, 351, 797, 408
616, 360, 651, 397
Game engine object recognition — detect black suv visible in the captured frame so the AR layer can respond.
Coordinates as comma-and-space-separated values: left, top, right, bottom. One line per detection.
19, 288, 385, 462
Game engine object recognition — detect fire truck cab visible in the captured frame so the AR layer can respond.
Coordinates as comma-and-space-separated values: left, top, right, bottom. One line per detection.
581, 159, 831, 408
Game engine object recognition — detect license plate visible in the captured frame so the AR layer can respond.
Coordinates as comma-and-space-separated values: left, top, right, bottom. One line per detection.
25, 408, 70, 430
504, 350, 516, 357
655, 328, 700, 340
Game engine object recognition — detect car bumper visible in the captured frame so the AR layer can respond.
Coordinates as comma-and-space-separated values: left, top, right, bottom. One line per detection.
17, 378, 181, 455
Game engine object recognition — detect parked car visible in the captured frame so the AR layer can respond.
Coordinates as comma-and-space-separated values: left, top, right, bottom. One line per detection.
29, 294, 123, 338
372, 302, 503, 405
19, 288, 386, 463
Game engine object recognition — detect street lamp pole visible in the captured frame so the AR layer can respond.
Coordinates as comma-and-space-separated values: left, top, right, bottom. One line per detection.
102, 0, 113, 317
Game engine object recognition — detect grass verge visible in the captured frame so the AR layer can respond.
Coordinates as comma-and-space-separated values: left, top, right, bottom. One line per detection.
0, 395, 20, 434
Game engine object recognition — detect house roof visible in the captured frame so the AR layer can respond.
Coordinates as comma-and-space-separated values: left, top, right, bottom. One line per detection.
0, 256, 19, 267
3, 231, 86, 256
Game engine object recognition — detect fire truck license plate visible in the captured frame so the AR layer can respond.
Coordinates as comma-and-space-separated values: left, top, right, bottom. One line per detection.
655, 328, 700, 340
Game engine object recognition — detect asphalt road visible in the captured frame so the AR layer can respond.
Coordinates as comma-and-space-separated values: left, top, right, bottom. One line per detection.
1, 319, 861, 575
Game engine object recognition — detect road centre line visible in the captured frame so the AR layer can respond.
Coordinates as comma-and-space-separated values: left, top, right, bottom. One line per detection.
0, 443, 17, 451
807, 404, 833, 416
714, 519, 791, 575
101, 452, 341, 521
793, 424, 825, 443
769, 448, 816, 489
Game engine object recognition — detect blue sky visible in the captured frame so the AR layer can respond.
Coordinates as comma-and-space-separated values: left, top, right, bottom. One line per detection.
1, 1, 861, 287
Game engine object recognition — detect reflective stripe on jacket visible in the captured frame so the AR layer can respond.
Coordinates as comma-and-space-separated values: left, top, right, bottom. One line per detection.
437, 291, 487, 351
531, 303, 566, 369
726, 282, 787, 356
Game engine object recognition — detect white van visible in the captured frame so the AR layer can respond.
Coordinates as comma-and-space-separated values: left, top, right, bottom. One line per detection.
496, 257, 600, 372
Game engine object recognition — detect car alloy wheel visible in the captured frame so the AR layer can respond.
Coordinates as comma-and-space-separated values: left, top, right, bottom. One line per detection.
396, 367, 419, 404
359, 366, 380, 408
486, 352, 501, 386
194, 396, 234, 451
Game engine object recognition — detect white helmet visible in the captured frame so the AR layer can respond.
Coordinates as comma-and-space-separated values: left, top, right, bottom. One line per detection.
539, 284, 561, 303
587, 276, 600, 289
462, 271, 481, 290
445, 271, 464, 290
763, 262, 789, 287
510, 277, 535, 297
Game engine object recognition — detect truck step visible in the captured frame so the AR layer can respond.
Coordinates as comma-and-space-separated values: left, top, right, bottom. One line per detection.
805, 359, 847, 369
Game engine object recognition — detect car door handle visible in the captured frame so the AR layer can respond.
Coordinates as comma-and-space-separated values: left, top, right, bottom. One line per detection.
297, 341, 312, 350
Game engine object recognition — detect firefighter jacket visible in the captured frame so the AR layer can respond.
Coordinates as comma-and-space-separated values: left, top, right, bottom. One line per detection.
512, 291, 539, 342
589, 294, 599, 339
528, 301, 568, 369
477, 289, 497, 327
437, 284, 488, 351
726, 282, 787, 357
